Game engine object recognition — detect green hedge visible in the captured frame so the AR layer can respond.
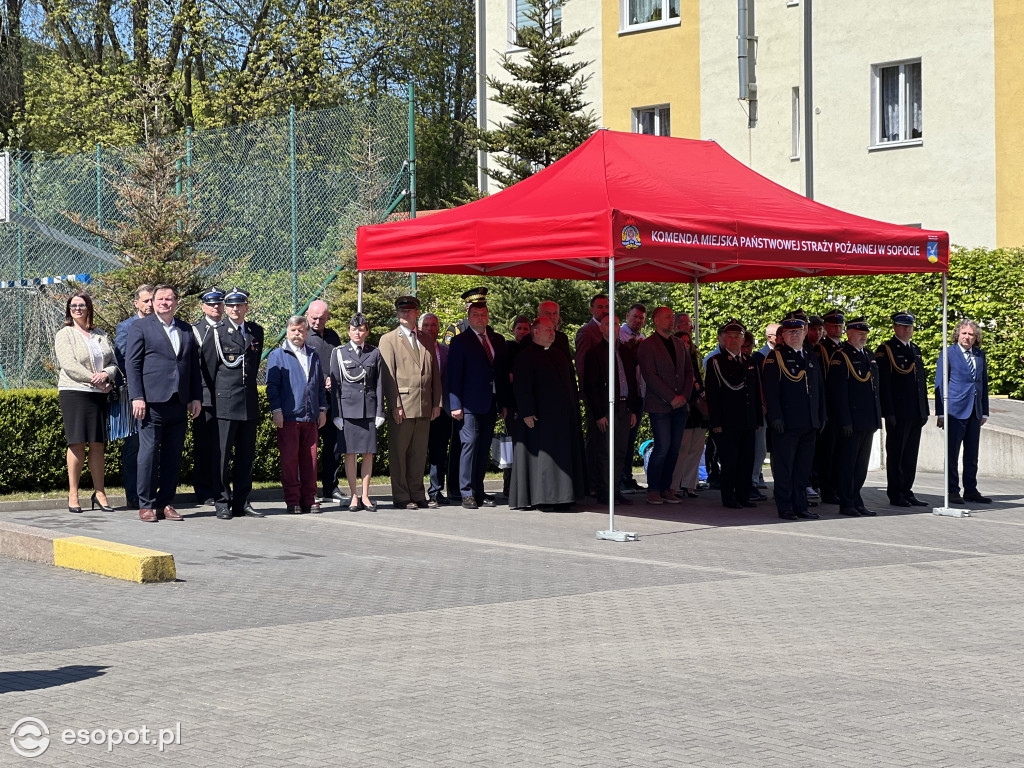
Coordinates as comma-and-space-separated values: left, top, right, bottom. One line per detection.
0, 387, 398, 492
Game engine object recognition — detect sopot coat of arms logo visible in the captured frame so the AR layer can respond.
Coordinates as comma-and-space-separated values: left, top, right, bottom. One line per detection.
621, 217, 641, 250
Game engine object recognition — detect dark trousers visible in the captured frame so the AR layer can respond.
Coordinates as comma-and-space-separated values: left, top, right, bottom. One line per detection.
813, 422, 838, 499
948, 414, 982, 495
705, 431, 721, 483
771, 427, 817, 515
715, 428, 755, 506
885, 418, 923, 501
447, 418, 463, 497
648, 408, 687, 493
837, 429, 874, 509
277, 421, 318, 507
459, 409, 496, 500
319, 418, 341, 496
122, 431, 140, 507
620, 415, 643, 486
427, 411, 453, 497
590, 402, 630, 498
138, 399, 188, 510
192, 405, 219, 501
216, 419, 258, 512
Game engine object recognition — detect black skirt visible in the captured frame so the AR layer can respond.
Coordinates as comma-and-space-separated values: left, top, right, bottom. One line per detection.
59, 390, 109, 445
338, 417, 377, 454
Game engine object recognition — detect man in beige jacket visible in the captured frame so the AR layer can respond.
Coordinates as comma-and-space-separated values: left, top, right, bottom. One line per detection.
378, 296, 442, 509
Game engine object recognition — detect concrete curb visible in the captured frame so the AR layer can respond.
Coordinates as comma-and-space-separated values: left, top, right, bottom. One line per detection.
0, 521, 176, 583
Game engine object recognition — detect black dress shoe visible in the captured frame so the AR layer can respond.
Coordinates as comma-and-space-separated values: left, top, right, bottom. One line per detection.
362, 499, 377, 511
949, 494, 965, 504
430, 493, 447, 506
820, 495, 841, 505
288, 505, 303, 514
906, 496, 929, 507
778, 512, 799, 520
91, 492, 115, 512
795, 510, 820, 520
241, 503, 265, 518
480, 496, 497, 507
462, 496, 479, 509
839, 507, 861, 516
964, 493, 992, 503
857, 507, 877, 516
216, 505, 233, 519
330, 488, 346, 502
889, 498, 912, 507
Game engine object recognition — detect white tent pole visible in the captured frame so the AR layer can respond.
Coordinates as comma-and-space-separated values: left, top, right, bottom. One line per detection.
693, 276, 701, 348
357, 272, 364, 313
598, 256, 637, 542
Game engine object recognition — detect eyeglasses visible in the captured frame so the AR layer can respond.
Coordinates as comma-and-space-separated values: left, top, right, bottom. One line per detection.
69, 304, 88, 310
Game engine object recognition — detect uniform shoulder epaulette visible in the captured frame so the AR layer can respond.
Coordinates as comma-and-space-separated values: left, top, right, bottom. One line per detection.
763, 355, 776, 365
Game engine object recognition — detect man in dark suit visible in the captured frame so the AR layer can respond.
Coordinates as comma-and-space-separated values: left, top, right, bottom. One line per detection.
126, 284, 202, 522
191, 287, 224, 504
827, 316, 882, 516
448, 297, 511, 509
306, 299, 343, 502
935, 319, 991, 504
574, 294, 609, 384
637, 306, 693, 506
210, 288, 264, 520
814, 308, 846, 504
114, 284, 154, 509
762, 317, 826, 520
420, 312, 452, 505
875, 311, 930, 507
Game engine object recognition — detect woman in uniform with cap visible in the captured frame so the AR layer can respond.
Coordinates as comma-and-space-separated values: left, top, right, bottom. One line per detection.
330, 313, 385, 511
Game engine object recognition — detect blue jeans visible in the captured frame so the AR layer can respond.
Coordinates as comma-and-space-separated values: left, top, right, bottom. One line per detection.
647, 408, 688, 493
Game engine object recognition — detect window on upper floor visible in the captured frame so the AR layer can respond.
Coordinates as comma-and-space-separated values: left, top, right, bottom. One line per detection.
620, 0, 680, 33
508, 0, 562, 48
871, 59, 922, 148
633, 105, 671, 137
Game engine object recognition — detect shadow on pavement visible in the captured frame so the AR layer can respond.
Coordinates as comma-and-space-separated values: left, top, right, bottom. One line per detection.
0, 665, 110, 694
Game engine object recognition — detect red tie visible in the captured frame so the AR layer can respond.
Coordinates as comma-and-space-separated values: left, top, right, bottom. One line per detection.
479, 333, 493, 365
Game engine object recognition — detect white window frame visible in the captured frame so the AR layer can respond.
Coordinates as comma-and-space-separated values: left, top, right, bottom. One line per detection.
619, 0, 681, 34
508, 0, 562, 50
632, 104, 671, 137
869, 58, 923, 150
790, 87, 800, 160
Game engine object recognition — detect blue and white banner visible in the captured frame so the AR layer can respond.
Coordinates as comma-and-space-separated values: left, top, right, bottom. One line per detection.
0, 273, 91, 289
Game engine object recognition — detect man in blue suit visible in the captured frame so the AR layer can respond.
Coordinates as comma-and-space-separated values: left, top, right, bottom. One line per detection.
935, 319, 991, 504
114, 284, 154, 509
448, 298, 511, 509
126, 284, 203, 522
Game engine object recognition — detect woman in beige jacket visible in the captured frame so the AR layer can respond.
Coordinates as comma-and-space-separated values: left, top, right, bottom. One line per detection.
54, 292, 118, 513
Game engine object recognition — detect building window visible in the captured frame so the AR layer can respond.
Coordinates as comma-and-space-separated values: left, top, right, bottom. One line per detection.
620, 0, 680, 32
633, 105, 670, 136
872, 59, 922, 146
509, 0, 562, 47
791, 87, 800, 159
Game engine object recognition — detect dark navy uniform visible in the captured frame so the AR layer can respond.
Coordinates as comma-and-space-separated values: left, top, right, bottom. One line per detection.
763, 338, 826, 519
828, 339, 881, 515
329, 341, 385, 454
705, 349, 763, 508
210, 302, 264, 517
813, 325, 845, 503
875, 317, 929, 506
192, 289, 225, 504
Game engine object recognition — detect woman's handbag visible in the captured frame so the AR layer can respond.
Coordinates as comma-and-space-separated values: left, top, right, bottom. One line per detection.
106, 366, 137, 440
491, 434, 514, 469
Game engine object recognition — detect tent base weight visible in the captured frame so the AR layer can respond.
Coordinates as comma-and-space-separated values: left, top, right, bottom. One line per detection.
932, 507, 970, 518
597, 530, 639, 542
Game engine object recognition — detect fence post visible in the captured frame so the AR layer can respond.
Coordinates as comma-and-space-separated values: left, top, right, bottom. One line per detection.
96, 144, 103, 275
408, 84, 417, 295
290, 106, 298, 314
16, 154, 24, 387
186, 126, 192, 208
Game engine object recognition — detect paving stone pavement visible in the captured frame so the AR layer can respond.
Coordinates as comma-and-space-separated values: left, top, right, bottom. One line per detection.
2, 469, 1024, 767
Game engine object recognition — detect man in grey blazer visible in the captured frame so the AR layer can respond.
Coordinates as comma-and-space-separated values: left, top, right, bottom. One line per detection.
637, 306, 694, 505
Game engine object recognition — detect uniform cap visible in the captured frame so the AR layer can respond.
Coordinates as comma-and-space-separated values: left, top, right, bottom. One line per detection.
785, 308, 809, 322
201, 287, 225, 305
781, 318, 806, 330
460, 286, 489, 306
718, 318, 746, 334
892, 311, 915, 326
395, 295, 421, 311
349, 313, 368, 328
223, 288, 249, 306
822, 309, 845, 325
845, 315, 870, 332
808, 315, 824, 327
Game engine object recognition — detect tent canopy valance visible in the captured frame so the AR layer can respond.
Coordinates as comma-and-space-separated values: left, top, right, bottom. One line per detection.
356, 130, 949, 283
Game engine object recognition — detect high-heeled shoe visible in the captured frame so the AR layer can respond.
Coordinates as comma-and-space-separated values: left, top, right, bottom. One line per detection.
91, 492, 115, 512
68, 503, 83, 514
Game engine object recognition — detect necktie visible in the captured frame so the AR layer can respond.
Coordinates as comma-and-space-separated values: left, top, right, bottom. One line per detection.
357, 346, 362, 357
479, 332, 493, 365
408, 331, 418, 352
966, 351, 976, 377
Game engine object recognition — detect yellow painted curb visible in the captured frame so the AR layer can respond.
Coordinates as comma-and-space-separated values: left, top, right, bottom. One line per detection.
53, 537, 177, 583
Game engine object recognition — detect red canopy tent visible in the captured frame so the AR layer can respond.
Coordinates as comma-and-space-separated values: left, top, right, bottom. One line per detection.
356, 130, 960, 537
357, 130, 948, 281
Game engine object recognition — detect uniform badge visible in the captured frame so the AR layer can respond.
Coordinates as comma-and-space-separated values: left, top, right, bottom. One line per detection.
228, 354, 236, 362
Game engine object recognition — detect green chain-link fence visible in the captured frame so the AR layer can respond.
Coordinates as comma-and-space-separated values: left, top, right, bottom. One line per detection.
0, 98, 410, 388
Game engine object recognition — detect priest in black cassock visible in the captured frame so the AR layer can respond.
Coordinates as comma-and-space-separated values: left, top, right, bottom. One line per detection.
509, 317, 586, 511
